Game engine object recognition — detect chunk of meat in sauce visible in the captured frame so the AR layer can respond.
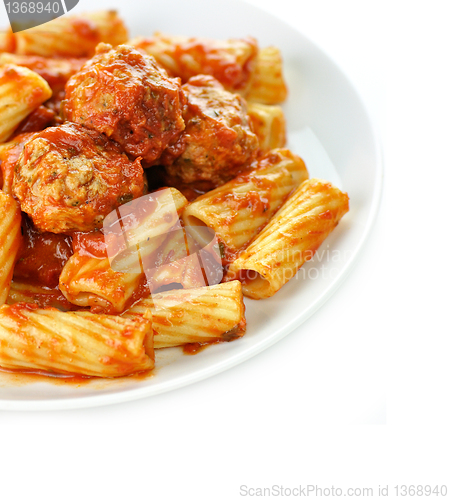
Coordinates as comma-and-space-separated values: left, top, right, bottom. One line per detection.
63, 43, 185, 163
14, 216, 73, 288
160, 75, 259, 189
13, 122, 144, 234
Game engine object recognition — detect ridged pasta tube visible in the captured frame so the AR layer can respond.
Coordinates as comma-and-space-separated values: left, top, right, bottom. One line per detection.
0, 191, 22, 306
246, 47, 288, 104
123, 281, 246, 349
182, 149, 308, 258
247, 102, 286, 153
227, 179, 350, 299
0, 304, 153, 377
14, 10, 128, 57
0, 64, 52, 142
129, 33, 258, 94
59, 253, 145, 314
7, 281, 78, 310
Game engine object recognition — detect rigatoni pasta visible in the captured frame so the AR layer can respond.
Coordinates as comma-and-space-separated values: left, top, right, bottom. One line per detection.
13, 10, 128, 57
59, 253, 145, 314
59, 188, 189, 312
0, 192, 22, 306
7, 281, 78, 310
104, 188, 188, 274
0, 29, 15, 53
0, 53, 86, 93
182, 149, 309, 257
129, 33, 258, 94
83, 10, 129, 48
227, 179, 350, 299
146, 226, 208, 292
247, 102, 286, 153
0, 11, 351, 384
0, 64, 52, 142
123, 281, 245, 349
0, 133, 37, 193
0, 304, 153, 377
246, 47, 288, 104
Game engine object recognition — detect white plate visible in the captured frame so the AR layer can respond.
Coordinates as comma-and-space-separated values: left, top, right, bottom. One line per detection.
0, 0, 383, 410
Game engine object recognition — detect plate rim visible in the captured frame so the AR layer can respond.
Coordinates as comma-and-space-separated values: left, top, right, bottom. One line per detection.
0, 2, 384, 411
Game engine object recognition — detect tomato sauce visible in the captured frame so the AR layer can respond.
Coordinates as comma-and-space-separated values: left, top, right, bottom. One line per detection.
14, 105, 56, 135
14, 216, 73, 289
1, 55, 87, 92
71, 18, 100, 46
182, 324, 246, 355
170, 36, 257, 91
72, 230, 107, 259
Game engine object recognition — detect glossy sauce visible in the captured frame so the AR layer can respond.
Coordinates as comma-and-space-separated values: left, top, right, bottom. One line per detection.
183, 342, 210, 355
2, 55, 86, 92
14, 105, 57, 135
72, 230, 107, 259
14, 216, 73, 289
182, 325, 245, 355
167, 36, 258, 91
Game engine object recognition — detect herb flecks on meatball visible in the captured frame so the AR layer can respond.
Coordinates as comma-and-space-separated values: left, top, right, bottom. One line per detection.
13, 122, 144, 234
161, 75, 259, 189
63, 43, 185, 163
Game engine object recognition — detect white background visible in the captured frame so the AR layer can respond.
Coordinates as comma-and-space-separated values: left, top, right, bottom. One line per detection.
1, 0, 448, 498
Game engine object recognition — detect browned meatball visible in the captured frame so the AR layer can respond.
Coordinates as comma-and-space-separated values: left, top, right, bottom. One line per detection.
160, 75, 259, 189
13, 122, 144, 234
63, 43, 185, 163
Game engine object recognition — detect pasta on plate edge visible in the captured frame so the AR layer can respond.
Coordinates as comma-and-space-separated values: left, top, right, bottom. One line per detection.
0, 9, 349, 380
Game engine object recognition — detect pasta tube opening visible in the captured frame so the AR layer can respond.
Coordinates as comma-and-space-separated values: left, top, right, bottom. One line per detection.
182, 216, 211, 248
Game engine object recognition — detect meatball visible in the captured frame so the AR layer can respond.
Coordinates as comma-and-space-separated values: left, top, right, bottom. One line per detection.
160, 75, 259, 189
63, 43, 185, 163
13, 122, 144, 234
